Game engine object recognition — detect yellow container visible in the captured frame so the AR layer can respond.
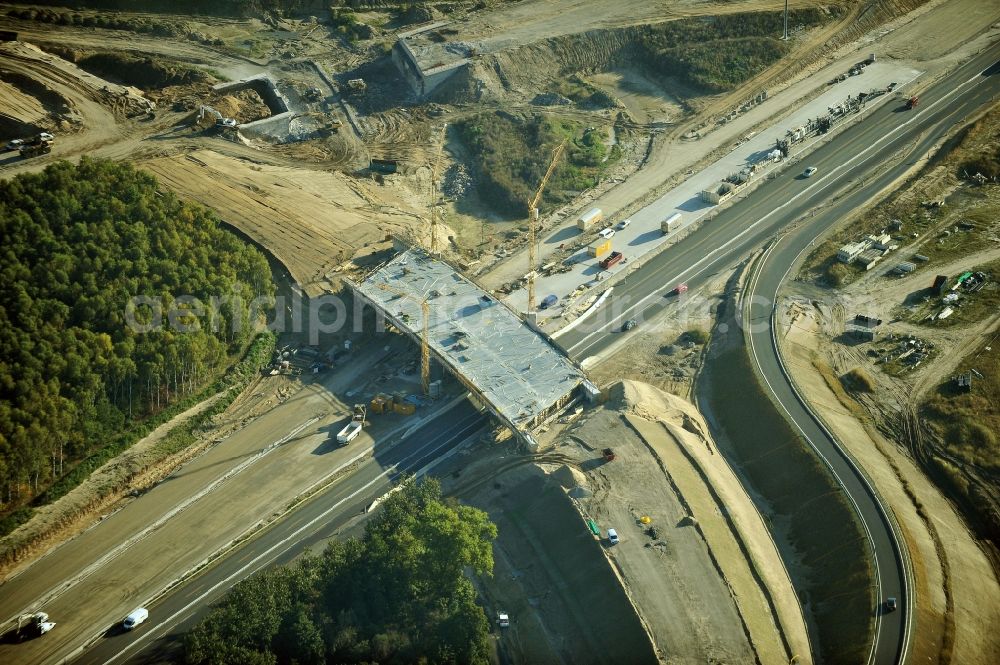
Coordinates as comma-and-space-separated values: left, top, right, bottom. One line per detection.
588, 239, 611, 257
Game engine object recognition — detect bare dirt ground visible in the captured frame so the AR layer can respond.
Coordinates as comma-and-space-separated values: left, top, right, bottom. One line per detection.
140, 149, 426, 294
775, 98, 1000, 661
777, 300, 1000, 664
1, 0, 998, 661
0, 41, 143, 154
451, 379, 810, 664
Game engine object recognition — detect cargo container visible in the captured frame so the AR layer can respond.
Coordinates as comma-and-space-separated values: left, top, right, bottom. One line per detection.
588, 238, 611, 257
600, 251, 623, 270
577, 208, 603, 230
661, 212, 682, 234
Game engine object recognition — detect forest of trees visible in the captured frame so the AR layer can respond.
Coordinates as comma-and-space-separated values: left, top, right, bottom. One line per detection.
0, 158, 273, 515
184, 479, 497, 665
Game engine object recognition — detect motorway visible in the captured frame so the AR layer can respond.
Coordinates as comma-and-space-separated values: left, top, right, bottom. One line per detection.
557, 43, 1000, 665
559, 45, 1000, 362
62, 42, 1000, 665
71, 401, 488, 665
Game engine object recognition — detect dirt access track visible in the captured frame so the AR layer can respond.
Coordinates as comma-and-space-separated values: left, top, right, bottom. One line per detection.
0, 41, 149, 153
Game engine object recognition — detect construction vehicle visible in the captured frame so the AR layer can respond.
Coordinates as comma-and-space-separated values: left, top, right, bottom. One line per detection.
527, 142, 566, 311
906, 95, 919, 109
600, 251, 623, 270
376, 283, 431, 395
19, 134, 52, 158
17, 612, 55, 639
337, 404, 367, 443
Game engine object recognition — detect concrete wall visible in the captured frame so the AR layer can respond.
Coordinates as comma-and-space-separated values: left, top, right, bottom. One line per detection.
391, 39, 468, 99
239, 111, 293, 140
213, 74, 289, 115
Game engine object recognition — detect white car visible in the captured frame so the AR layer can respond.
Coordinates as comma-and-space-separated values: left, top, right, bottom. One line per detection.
217, 118, 237, 128
607, 528, 619, 545
123, 607, 149, 630
598, 227, 615, 239
38, 132, 54, 141
616, 219, 631, 230
803, 166, 818, 178
4, 139, 24, 151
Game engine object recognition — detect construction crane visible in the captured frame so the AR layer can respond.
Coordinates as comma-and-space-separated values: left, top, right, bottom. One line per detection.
429, 123, 448, 256
376, 282, 431, 395
527, 141, 566, 312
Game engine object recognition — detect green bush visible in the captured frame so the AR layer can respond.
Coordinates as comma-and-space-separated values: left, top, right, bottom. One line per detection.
455, 113, 619, 218
634, 8, 835, 93
680, 329, 709, 345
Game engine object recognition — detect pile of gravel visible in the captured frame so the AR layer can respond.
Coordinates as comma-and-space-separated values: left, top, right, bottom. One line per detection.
443, 163, 473, 198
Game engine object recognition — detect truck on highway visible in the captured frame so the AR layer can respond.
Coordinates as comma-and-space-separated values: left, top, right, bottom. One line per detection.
600, 251, 623, 270
16, 612, 55, 639
906, 95, 919, 109
577, 208, 603, 230
19, 134, 53, 158
661, 212, 682, 234
336, 404, 367, 444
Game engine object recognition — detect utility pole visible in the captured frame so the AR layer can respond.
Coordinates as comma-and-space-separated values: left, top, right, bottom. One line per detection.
783, 0, 789, 40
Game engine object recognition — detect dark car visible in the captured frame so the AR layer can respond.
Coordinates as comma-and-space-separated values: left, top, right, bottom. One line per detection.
884, 597, 897, 612
539, 294, 558, 310
622, 319, 637, 331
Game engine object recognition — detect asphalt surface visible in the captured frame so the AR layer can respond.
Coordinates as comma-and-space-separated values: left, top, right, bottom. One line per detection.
559, 44, 1000, 665
559, 46, 1000, 362
62, 43, 1000, 665
71, 400, 489, 665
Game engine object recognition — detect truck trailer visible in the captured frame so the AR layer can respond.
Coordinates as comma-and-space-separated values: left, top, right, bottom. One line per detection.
661, 212, 682, 234
336, 404, 367, 444
577, 208, 603, 230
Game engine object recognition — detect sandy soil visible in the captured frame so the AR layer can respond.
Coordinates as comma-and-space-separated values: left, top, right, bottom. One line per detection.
140, 149, 426, 294
0, 41, 144, 159
457, 378, 809, 664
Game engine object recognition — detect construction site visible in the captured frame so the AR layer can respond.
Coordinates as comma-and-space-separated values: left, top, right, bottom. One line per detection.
2, 0, 1000, 664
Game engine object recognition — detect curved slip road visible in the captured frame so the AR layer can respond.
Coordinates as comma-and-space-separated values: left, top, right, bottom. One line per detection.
557, 45, 1000, 664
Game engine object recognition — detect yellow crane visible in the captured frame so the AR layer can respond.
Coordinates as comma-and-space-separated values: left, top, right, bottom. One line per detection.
527, 141, 566, 312
429, 123, 448, 256
376, 282, 431, 395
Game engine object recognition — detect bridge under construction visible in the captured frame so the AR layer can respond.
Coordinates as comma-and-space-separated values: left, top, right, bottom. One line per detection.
352, 248, 597, 444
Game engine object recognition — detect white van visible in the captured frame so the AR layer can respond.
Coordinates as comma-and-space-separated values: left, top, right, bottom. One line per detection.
123, 607, 149, 630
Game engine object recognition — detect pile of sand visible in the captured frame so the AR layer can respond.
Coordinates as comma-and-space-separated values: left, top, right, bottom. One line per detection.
212, 89, 271, 123
610, 379, 709, 440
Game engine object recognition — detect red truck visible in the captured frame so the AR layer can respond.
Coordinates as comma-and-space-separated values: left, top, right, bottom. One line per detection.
600, 251, 623, 270
906, 96, 918, 109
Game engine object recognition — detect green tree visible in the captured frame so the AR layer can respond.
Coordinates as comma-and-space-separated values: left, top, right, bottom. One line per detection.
183, 478, 496, 665
0, 158, 274, 525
